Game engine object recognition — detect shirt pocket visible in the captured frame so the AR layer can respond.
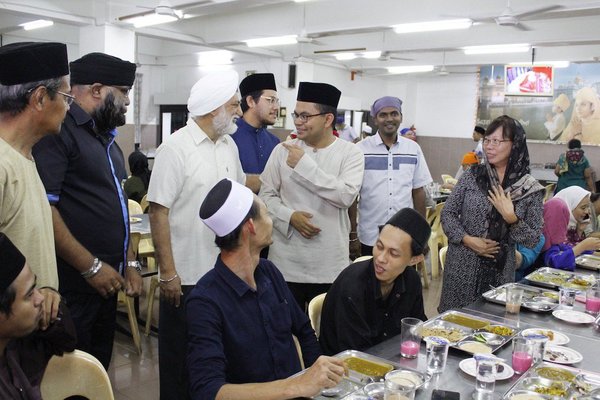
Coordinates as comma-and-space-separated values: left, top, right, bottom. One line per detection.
269, 300, 293, 336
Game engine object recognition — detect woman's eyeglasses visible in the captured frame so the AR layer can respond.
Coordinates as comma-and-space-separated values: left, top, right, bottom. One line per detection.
483, 138, 511, 147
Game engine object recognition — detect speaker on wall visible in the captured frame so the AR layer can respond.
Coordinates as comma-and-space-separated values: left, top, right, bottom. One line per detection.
288, 64, 296, 88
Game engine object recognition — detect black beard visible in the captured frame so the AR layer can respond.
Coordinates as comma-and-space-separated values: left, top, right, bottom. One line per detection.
91, 92, 126, 134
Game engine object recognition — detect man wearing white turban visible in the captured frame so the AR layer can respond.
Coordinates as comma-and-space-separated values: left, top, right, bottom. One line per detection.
147, 69, 245, 400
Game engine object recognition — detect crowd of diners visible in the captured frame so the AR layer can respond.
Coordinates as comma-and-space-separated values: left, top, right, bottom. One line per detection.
0, 41, 598, 400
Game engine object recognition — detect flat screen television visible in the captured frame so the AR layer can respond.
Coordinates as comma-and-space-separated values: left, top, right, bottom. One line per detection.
505, 65, 554, 96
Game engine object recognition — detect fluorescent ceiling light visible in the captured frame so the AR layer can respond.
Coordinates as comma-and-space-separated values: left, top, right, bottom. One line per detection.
387, 65, 434, 74
334, 51, 381, 61
362, 51, 382, 59
197, 50, 233, 66
19, 20, 54, 30
125, 12, 182, 28
463, 44, 530, 55
245, 35, 297, 47
335, 53, 357, 61
392, 19, 472, 34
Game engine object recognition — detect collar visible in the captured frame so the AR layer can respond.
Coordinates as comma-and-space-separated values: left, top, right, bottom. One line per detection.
237, 117, 263, 133
69, 102, 94, 128
214, 255, 257, 297
186, 117, 227, 146
375, 132, 398, 147
369, 260, 407, 301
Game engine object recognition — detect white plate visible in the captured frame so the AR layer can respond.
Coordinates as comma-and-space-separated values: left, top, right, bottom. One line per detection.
458, 358, 514, 380
552, 310, 596, 324
521, 328, 570, 345
129, 217, 142, 224
544, 345, 583, 364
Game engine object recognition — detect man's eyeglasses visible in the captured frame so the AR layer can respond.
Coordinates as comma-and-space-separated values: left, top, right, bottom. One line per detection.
291, 112, 328, 123
53, 90, 76, 105
483, 138, 511, 147
260, 96, 280, 105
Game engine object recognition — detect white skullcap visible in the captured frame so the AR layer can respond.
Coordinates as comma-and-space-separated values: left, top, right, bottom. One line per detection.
199, 178, 254, 237
187, 69, 239, 116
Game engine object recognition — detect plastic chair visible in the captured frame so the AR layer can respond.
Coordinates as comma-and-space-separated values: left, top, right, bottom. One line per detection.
128, 199, 143, 215
308, 293, 327, 337
441, 174, 457, 185
140, 194, 150, 213
439, 246, 448, 272
543, 183, 556, 202
427, 202, 448, 279
40, 350, 114, 400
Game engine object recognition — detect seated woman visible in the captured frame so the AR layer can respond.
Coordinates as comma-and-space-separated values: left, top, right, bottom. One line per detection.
538, 198, 600, 271
554, 186, 593, 246
554, 139, 594, 193
124, 151, 151, 204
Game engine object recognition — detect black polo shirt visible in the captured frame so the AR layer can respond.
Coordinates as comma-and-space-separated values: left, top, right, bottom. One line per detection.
33, 103, 129, 294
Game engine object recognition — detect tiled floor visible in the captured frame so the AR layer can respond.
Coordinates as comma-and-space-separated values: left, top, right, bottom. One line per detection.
108, 265, 444, 399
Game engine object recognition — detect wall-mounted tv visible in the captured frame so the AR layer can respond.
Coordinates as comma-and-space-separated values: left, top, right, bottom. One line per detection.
505, 65, 554, 96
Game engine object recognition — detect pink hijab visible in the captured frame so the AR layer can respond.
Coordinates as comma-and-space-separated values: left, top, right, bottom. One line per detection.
542, 198, 571, 251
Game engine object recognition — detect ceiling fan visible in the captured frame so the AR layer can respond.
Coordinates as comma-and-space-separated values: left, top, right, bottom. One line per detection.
434, 51, 475, 76
118, 0, 213, 22
464, 0, 562, 31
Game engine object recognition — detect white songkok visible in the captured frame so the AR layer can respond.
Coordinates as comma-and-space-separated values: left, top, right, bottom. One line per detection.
187, 69, 239, 116
200, 178, 254, 237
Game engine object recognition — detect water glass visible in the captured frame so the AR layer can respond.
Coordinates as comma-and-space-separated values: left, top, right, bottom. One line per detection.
586, 286, 600, 316
526, 334, 549, 364
384, 371, 416, 400
425, 336, 450, 374
400, 317, 422, 359
475, 356, 497, 399
559, 287, 577, 309
506, 286, 524, 314
512, 337, 533, 375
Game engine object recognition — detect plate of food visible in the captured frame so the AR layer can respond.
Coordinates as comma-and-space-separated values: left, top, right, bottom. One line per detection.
543, 346, 583, 365
521, 329, 569, 346
552, 310, 595, 324
459, 358, 514, 380
129, 217, 142, 224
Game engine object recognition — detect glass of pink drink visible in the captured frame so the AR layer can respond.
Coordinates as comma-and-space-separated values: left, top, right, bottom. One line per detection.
586, 286, 600, 316
400, 317, 422, 358
512, 337, 533, 375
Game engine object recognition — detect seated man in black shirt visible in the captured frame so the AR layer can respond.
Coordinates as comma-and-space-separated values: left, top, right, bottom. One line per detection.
320, 208, 431, 355
0, 233, 76, 399
187, 179, 347, 400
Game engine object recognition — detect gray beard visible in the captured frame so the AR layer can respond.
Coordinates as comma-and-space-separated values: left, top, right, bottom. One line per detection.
213, 109, 237, 136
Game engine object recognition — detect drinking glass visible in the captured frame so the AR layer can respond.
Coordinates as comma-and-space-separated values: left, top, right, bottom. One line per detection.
400, 317, 422, 359
512, 337, 533, 375
559, 287, 577, 309
586, 286, 600, 316
425, 336, 450, 374
505, 286, 524, 314
526, 334, 549, 364
384, 371, 416, 400
474, 356, 497, 399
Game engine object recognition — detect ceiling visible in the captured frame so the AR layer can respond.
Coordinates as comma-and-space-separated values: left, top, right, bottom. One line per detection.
4, 0, 600, 77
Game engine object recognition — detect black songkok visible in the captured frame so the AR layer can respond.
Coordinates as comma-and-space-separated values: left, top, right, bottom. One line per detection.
70, 52, 137, 87
297, 82, 341, 108
0, 233, 26, 293
239, 73, 277, 97
385, 208, 431, 252
0, 42, 68, 86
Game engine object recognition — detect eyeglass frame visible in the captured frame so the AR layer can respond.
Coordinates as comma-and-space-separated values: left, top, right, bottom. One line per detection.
260, 95, 280, 106
483, 138, 512, 147
291, 112, 330, 123
26, 85, 76, 105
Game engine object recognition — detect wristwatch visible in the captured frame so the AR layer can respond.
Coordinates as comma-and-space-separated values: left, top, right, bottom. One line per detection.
127, 260, 142, 273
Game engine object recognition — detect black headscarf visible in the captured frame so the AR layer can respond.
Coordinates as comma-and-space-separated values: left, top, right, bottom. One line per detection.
472, 115, 541, 270
128, 151, 151, 189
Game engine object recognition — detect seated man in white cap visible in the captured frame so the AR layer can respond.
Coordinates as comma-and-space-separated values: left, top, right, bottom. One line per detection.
147, 70, 245, 400
319, 208, 430, 355
187, 178, 347, 400
0, 233, 76, 399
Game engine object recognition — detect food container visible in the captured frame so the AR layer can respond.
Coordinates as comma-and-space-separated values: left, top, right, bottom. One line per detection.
525, 267, 596, 290
482, 283, 559, 313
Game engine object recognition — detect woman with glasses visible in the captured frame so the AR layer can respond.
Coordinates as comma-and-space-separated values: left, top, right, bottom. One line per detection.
439, 115, 544, 312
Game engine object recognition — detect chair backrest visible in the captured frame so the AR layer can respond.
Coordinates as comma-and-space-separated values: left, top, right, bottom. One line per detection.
430, 202, 445, 231
308, 292, 327, 337
128, 199, 143, 215
140, 194, 150, 213
40, 350, 114, 400
543, 183, 556, 202
439, 246, 448, 271
441, 174, 457, 185
353, 255, 374, 263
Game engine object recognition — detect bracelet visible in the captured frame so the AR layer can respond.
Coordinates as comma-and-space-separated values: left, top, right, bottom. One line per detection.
349, 238, 359, 242
81, 258, 103, 279
159, 273, 179, 284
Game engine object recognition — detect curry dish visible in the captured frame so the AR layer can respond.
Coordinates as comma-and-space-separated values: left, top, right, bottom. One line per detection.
442, 314, 489, 329
343, 356, 393, 377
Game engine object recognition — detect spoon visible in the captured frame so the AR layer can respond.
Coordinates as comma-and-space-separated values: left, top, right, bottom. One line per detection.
321, 387, 343, 397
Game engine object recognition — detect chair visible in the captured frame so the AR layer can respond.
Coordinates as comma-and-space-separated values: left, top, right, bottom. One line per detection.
441, 174, 457, 186
140, 193, 149, 213
117, 290, 142, 355
128, 199, 143, 215
353, 255, 374, 263
439, 246, 448, 272
40, 350, 114, 400
543, 183, 556, 202
416, 259, 429, 289
308, 293, 327, 337
427, 202, 448, 279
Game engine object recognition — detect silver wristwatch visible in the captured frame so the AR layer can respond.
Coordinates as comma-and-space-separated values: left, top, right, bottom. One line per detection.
127, 260, 142, 273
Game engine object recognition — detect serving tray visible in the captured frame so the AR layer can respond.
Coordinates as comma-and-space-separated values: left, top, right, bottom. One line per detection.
482, 283, 559, 312
525, 267, 596, 290
422, 310, 519, 354
502, 361, 600, 399
575, 254, 600, 271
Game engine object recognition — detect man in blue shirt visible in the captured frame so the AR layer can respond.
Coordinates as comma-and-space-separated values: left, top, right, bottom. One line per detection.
187, 178, 346, 400
232, 73, 281, 194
